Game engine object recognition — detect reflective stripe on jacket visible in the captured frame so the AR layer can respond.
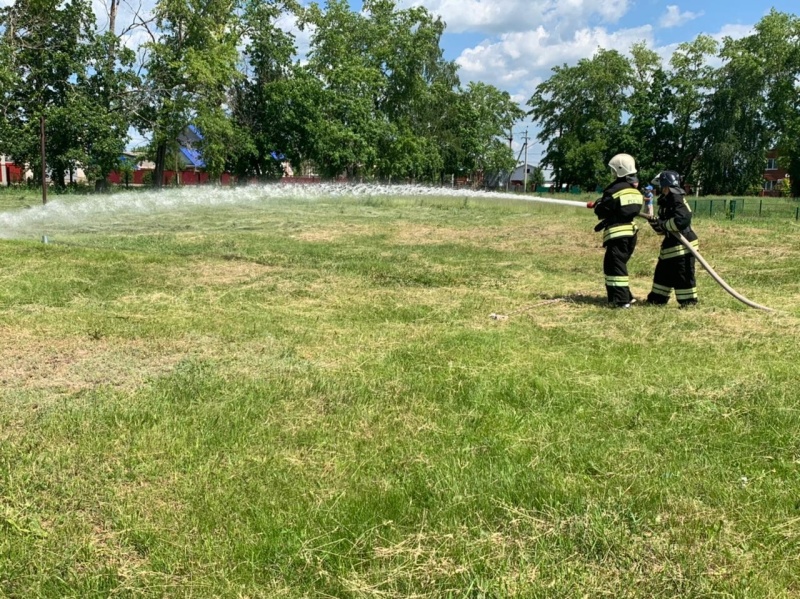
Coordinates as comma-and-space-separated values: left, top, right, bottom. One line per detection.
603, 223, 638, 244
657, 187, 698, 255
659, 238, 699, 260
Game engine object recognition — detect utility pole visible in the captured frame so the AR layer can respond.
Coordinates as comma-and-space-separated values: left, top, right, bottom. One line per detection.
523, 128, 529, 194
40, 114, 47, 205
37, 32, 47, 204
505, 129, 513, 192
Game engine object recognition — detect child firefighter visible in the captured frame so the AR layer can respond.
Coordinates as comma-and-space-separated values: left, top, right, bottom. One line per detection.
646, 170, 699, 307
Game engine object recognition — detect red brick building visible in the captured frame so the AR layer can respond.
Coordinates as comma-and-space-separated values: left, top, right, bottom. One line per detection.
0, 156, 25, 185
762, 149, 790, 196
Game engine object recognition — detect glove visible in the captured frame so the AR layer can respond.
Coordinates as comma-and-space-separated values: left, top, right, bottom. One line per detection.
649, 218, 666, 235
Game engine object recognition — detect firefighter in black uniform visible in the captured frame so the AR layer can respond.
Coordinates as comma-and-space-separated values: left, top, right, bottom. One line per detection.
646, 170, 699, 307
591, 153, 644, 308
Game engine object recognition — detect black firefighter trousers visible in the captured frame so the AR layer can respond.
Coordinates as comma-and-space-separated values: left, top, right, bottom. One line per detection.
603, 234, 637, 306
646, 254, 698, 305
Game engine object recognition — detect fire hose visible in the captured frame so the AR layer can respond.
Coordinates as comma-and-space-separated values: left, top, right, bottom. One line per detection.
633, 214, 775, 312
580, 199, 774, 312
491, 198, 775, 320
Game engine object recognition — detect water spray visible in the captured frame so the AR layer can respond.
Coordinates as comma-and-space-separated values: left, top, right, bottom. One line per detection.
0, 183, 605, 240
0, 183, 776, 312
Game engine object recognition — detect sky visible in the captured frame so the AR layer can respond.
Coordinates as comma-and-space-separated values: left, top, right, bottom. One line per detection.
390, 0, 796, 163
52, 0, 799, 159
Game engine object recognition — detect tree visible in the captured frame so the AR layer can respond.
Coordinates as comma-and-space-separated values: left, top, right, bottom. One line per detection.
456, 82, 524, 179
142, 0, 243, 186
301, 0, 387, 178
528, 49, 632, 190
172, 0, 524, 185
81, 24, 139, 188
526, 165, 545, 191
300, 0, 466, 181
757, 11, 800, 197
229, 0, 305, 179
666, 35, 718, 182
622, 42, 674, 180
697, 37, 769, 195
0, 0, 129, 189
695, 11, 800, 196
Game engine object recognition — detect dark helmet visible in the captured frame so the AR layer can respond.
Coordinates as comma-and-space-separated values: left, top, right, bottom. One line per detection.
658, 170, 681, 189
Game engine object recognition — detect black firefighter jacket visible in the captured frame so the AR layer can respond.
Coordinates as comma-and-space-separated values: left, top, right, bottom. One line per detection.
593, 179, 643, 246
654, 187, 699, 260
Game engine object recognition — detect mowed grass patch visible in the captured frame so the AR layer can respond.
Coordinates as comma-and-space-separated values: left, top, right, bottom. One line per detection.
1, 192, 799, 597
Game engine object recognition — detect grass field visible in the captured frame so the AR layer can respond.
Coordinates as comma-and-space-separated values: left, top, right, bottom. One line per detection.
1, 187, 799, 597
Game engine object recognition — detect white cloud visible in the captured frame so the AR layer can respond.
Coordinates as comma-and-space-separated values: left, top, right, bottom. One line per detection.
457, 25, 654, 105
275, 12, 314, 63
399, 0, 632, 34
714, 23, 754, 40
453, 16, 757, 165
659, 5, 703, 28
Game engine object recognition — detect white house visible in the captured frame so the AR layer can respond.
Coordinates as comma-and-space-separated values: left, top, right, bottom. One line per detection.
509, 164, 541, 188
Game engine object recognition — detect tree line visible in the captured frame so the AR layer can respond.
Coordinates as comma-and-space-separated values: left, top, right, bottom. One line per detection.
0, 0, 523, 189
528, 10, 800, 197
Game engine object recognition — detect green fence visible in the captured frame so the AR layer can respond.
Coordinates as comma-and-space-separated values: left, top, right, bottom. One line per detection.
687, 197, 800, 220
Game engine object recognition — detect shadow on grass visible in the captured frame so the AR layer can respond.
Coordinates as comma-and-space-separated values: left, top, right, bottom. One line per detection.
488, 294, 610, 321
541, 293, 609, 307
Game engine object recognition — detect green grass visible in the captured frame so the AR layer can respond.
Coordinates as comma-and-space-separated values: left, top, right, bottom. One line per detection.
1, 191, 799, 597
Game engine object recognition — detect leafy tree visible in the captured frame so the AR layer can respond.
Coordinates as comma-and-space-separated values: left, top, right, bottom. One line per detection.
457, 82, 524, 178
696, 11, 800, 196
757, 11, 800, 197
146, 0, 523, 185
526, 165, 545, 191
697, 36, 770, 195
528, 49, 632, 190
667, 35, 719, 182
622, 42, 674, 179
301, 0, 386, 178
81, 28, 139, 187
229, 0, 304, 179
142, 0, 243, 185
0, 0, 127, 189
301, 0, 474, 182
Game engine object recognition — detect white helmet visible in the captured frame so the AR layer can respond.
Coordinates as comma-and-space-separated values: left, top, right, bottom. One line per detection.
608, 153, 637, 178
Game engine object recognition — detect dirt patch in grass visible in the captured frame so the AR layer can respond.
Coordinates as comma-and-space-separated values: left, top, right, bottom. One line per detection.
392, 223, 559, 249
393, 224, 495, 246
292, 223, 374, 243
83, 516, 149, 577
176, 258, 282, 286
0, 328, 186, 396
735, 244, 795, 260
